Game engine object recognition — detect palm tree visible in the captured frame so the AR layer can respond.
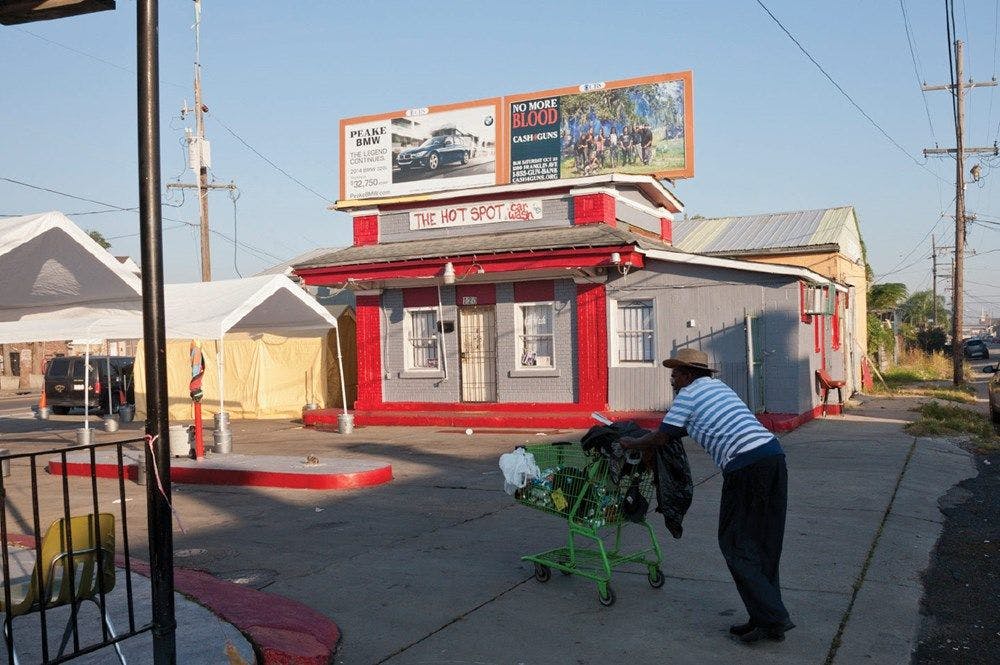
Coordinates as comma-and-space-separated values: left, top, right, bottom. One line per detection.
868, 282, 907, 313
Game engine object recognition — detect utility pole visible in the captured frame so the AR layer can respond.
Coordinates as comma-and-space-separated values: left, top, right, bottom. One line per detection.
922, 40, 998, 385
165, 0, 236, 282
932, 235, 937, 326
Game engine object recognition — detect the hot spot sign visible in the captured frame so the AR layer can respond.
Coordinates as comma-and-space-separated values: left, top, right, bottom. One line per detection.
408, 199, 544, 230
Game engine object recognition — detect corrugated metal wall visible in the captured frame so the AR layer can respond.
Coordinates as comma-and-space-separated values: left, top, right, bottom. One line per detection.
606, 261, 812, 415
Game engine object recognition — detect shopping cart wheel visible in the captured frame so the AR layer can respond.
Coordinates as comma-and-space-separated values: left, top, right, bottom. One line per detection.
533, 563, 551, 583
647, 566, 665, 589
598, 584, 616, 607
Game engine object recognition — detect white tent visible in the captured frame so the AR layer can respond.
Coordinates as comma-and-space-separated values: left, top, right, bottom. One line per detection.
0, 211, 143, 343
0, 212, 346, 418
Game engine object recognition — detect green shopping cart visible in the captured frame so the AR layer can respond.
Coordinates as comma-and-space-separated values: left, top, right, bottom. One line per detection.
515, 441, 664, 606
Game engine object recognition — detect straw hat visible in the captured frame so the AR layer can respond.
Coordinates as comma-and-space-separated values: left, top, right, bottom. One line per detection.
661, 348, 718, 373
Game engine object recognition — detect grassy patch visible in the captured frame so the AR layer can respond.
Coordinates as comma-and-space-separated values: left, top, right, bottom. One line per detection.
905, 400, 997, 444
874, 349, 974, 393
893, 386, 978, 404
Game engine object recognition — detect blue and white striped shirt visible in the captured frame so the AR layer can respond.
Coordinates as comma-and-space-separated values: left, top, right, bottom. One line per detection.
660, 377, 776, 470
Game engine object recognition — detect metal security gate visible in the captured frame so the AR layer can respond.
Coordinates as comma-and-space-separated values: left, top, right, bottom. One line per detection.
459, 306, 497, 402
745, 313, 766, 414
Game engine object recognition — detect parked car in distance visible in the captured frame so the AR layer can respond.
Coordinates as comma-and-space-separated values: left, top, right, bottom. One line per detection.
984, 364, 1000, 434
396, 135, 472, 171
44, 355, 135, 415
963, 338, 990, 359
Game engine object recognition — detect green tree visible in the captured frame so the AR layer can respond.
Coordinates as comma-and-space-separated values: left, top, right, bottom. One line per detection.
87, 230, 111, 250
899, 290, 949, 328
867, 282, 907, 357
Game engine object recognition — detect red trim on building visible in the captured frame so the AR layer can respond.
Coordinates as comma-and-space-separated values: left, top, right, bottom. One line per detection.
573, 193, 616, 226
456, 283, 496, 306
813, 314, 822, 355
576, 282, 608, 408
402, 286, 438, 308
660, 217, 673, 243
799, 282, 811, 323
832, 292, 841, 350
297, 246, 644, 284
355, 295, 383, 409
514, 280, 555, 302
352, 215, 378, 246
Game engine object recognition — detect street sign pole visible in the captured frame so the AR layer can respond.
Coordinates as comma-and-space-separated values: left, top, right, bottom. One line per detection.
137, 1, 177, 662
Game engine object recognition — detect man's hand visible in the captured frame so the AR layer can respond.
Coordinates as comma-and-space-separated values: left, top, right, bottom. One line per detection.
619, 436, 641, 449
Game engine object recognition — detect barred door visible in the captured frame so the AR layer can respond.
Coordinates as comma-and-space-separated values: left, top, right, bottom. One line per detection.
459, 306, 497, 402
746, 313, 766, 413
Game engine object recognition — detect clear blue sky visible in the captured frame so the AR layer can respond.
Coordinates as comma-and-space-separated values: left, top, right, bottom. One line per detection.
2, 1, 998, 322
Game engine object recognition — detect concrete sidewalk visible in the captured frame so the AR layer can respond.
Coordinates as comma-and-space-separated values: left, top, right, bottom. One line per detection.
1, 546, 255, 664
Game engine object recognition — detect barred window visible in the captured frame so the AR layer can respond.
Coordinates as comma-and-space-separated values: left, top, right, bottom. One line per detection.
405, 308, 439, 369
617, 300, 654, 363
517, 303, 554, 368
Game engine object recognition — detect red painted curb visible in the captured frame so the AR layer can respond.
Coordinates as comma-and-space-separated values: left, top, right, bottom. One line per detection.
306, 406, 827, 434
132, 561, 341, 665
6, 534, 340, 665
47, 460, 393, 491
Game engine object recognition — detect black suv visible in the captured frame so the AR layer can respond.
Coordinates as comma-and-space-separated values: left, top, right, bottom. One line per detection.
963, 339, 990, 360
44, 356, 135, 415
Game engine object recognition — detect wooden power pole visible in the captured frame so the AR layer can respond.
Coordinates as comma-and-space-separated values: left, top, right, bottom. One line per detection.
165, 0, 235, 281
923, 40, 998, 385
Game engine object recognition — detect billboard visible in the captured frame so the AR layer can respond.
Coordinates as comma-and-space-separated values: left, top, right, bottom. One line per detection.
506, 72, 693, 185
338, 72, 693, 204
340, 99, 501, 202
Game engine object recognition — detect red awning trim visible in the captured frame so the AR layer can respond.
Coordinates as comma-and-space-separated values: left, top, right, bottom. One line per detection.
297, 245, 644, 285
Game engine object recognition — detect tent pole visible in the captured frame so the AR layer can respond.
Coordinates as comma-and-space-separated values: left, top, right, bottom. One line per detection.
84, 344, 90, 430
217, 333, 225, 415
334, 324, 348, 415
106, 341, 113, 415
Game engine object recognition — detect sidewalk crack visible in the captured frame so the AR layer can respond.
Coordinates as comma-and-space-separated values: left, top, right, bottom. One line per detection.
823, 436, 918, 665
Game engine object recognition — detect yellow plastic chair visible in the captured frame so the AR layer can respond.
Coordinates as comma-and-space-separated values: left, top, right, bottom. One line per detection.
1, 513, 126, 665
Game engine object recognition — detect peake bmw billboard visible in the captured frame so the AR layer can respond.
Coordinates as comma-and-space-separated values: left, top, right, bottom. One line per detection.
338, 71, 693, 205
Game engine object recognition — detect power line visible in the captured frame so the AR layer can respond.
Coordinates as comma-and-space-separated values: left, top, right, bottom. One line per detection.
0, 175, 283, 264
209, 114, 335, 204
12, 27, 186, 90
899, 0, 937, 143
754, 0, 949, 184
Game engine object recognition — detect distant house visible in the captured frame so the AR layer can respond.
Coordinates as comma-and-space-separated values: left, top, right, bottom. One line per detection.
673, 206, 867, 393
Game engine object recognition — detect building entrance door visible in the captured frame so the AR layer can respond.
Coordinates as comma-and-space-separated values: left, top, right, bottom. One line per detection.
458, 306, 497, 402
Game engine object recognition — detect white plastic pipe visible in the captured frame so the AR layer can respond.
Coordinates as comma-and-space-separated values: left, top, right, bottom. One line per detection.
334, 325, 348, 415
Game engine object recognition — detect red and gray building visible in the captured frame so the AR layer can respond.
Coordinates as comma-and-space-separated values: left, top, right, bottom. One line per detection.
295, 174, 849, 431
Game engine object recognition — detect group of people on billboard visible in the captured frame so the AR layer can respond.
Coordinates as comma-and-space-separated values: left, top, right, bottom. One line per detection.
568, 122, 655, 176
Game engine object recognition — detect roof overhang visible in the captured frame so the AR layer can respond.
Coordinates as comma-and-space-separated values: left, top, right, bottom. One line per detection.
332, 174, 684, 215
296, 245, 643, 286
640, 248, 849, 292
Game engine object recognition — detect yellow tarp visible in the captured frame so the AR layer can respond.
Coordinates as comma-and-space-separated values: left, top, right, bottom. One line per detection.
133, 332, 332, 421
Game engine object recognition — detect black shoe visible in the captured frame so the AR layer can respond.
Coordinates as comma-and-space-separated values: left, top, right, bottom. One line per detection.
729, 621, 755, 636
738, 626, 787, 644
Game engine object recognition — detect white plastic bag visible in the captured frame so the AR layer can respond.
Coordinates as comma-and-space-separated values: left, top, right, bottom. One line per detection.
498, 447, 541, 495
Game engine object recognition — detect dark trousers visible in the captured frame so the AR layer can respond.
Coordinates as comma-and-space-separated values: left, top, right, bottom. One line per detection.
718, 454, 790, 629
